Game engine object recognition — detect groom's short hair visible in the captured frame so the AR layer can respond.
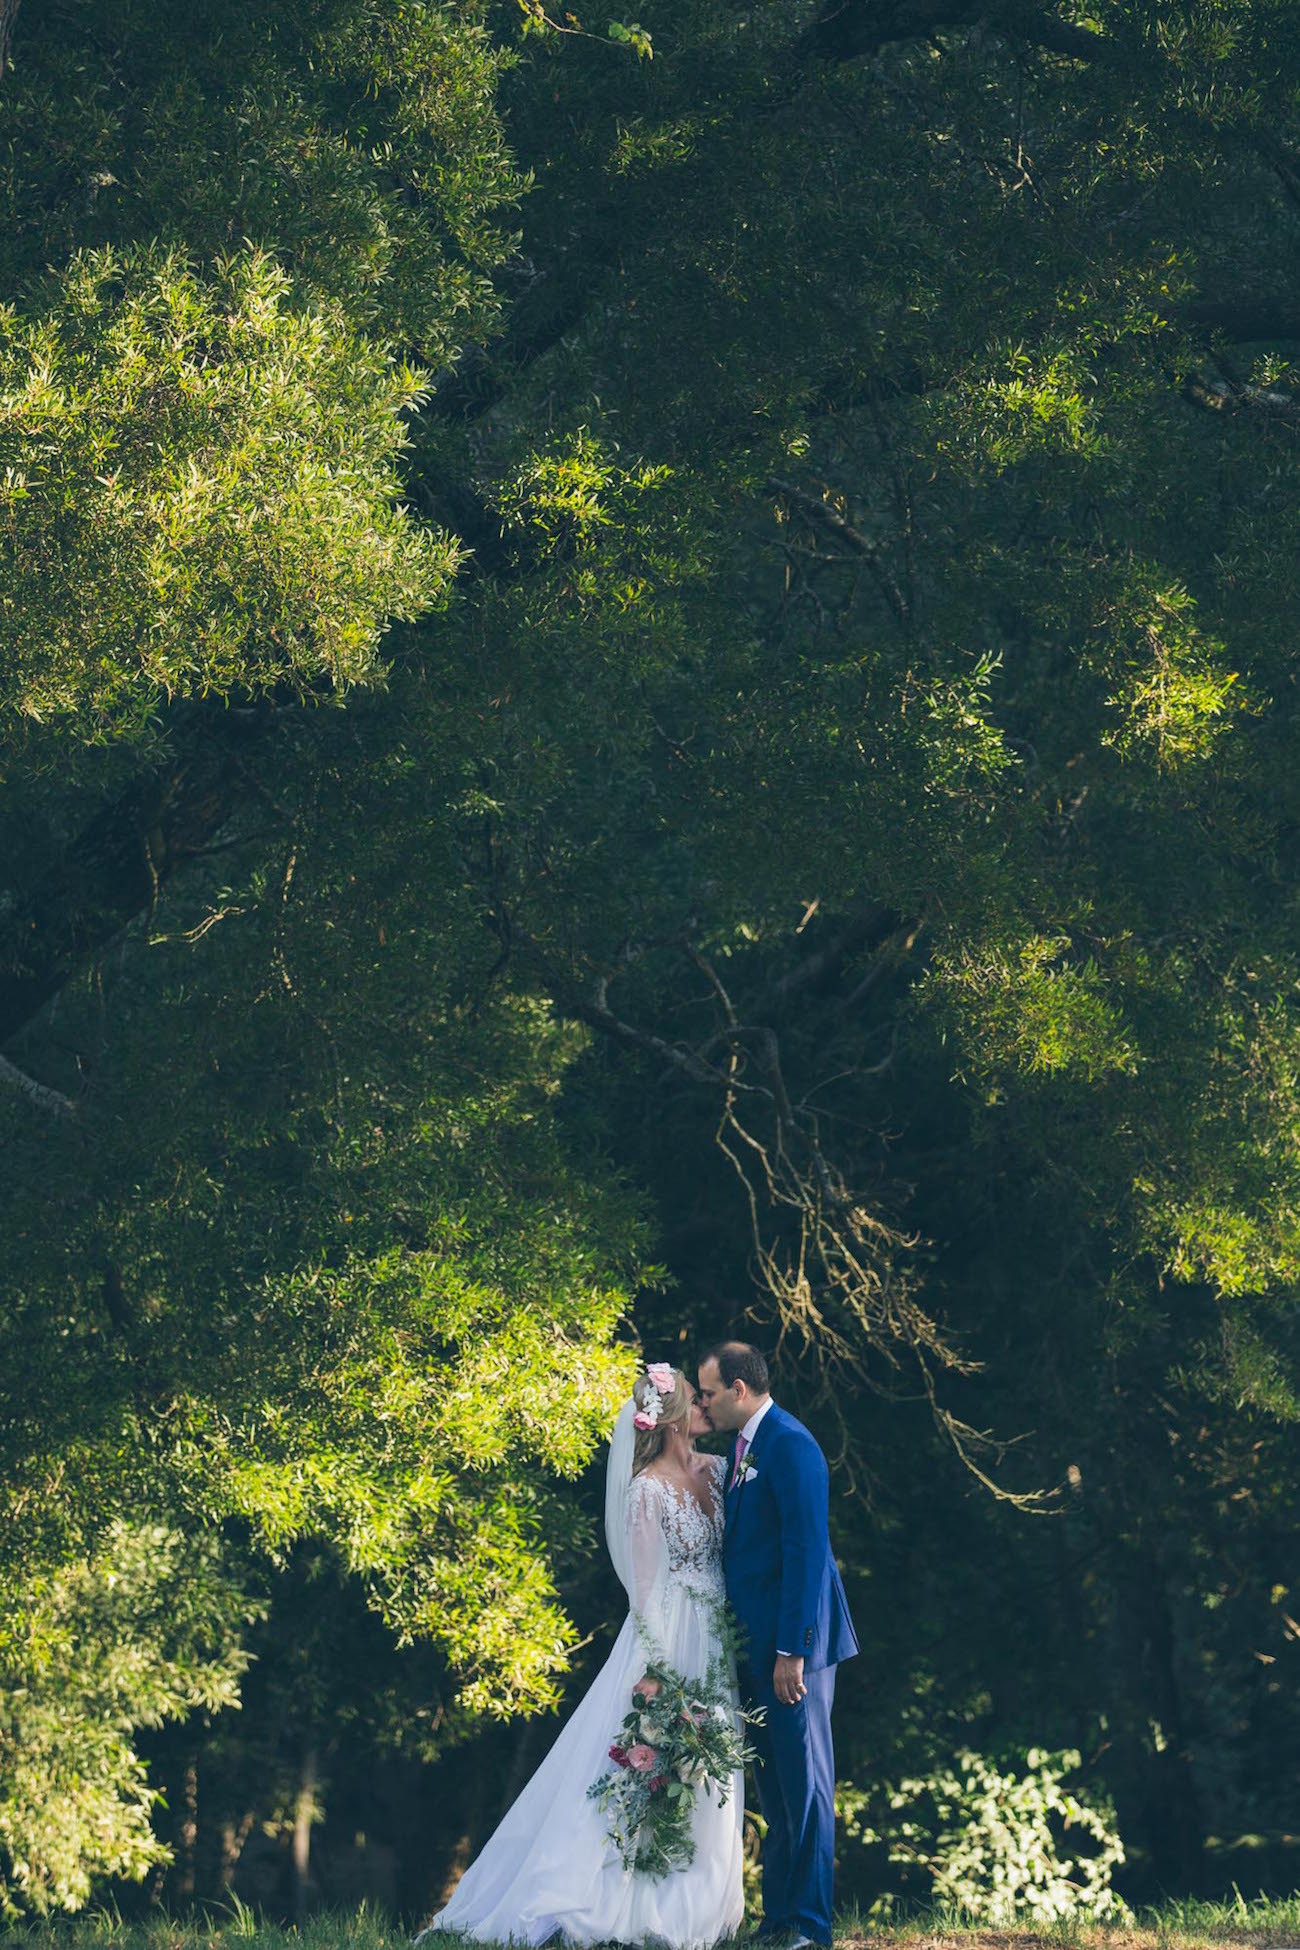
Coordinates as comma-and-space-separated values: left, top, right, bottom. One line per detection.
704, 1341, 769, 1395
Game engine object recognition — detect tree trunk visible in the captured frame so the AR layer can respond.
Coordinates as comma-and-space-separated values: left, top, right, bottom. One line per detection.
0, 0, 20, 79
173, 1752, 199, 1904
1108, 1543, 1208, 1891
292, 1744, 317, 1923
497, 1718, 538, 1819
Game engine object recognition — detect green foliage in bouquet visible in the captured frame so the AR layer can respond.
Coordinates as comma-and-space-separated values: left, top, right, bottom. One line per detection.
587, 1661, 760, 1878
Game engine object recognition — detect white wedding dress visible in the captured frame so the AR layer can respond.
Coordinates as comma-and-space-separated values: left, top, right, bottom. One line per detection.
419, 1412, 744, 1949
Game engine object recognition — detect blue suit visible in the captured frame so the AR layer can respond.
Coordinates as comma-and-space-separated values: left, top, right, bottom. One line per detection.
722, 1403, 858, 1946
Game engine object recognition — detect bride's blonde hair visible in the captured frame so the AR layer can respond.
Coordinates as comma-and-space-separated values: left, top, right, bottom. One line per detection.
631, 1368, 693, 1476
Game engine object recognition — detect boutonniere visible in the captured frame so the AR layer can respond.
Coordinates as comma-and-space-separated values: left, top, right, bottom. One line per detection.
735, 1455, 759, 1486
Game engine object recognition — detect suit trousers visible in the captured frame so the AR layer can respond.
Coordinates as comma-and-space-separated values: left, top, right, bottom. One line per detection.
741, 1659, 837, 1945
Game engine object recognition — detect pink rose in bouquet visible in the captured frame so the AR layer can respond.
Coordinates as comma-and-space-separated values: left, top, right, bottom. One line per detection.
625, 1743, 658, 1772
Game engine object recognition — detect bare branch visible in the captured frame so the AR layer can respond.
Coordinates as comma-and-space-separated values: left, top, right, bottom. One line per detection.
1183, 372, 1300, 425
0, 0, 21, 80
917, 1354, 1062, 1512
1249, 129, 1300, 223
835, 917, 927, 1016
273, 845, 300, 994
768, 475, 911, 627
0, 719, 284, 1048
0, 1050, 75, 1117
516, 913, 1044, 1503
768, 903, 900, 1009
685, 945, 739, 1027
576, 974, 757, 1091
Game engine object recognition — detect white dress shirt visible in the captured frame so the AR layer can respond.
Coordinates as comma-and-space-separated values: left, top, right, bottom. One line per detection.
737, 1394, 775, 1448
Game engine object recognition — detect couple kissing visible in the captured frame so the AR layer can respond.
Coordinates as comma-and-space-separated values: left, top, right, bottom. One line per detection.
419, 1342, 858, 1950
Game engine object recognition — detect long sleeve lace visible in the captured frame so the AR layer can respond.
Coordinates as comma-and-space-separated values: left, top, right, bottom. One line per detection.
625, 1473, 670, 1666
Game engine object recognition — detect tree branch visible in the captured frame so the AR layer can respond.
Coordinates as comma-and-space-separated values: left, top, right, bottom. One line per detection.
767, 903, 899, 1009
0, 0, 21, 80
0, 718, 284, 1047
1183, 372, 1300, 424
513, 913, 1039, 1499
0, 1050, 75, 1117
768, 476, 911, 627
571, 974, 752, 1090
1248, 129, 1300, 222
793, 0, 1122, 69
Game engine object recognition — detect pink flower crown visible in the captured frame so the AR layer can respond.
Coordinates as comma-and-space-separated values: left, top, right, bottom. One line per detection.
633, 1361, 677, 1430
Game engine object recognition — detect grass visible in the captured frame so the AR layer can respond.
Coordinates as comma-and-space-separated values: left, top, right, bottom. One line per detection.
832, 1892, 1300, 1949
3, 1894, 1300, 1950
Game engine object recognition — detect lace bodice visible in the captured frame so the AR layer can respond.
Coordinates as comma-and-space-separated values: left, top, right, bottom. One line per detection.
625, 1456, 727, 1613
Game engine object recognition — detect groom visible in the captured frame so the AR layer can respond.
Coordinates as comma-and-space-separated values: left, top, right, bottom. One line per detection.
697, 1342, 858, 1950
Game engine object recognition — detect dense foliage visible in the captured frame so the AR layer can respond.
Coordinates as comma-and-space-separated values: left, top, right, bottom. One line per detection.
0, 1525, 257, 1913
3, 0, 1300, 1921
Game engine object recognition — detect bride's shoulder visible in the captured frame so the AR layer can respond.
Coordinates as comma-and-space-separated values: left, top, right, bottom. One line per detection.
705, 1452, 728, 1481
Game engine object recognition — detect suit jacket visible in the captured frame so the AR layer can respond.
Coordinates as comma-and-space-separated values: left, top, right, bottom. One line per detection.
721, 1401, 859, 1676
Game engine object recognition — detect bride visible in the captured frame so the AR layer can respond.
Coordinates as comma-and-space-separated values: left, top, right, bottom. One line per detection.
417, 1362, 745, 1948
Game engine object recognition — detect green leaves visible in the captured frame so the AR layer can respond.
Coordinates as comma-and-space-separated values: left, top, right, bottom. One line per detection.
0, 0, 522, 357
839, 1747, 1131, 1923
514, 0, 653, 58
0, 1524, 261, 1916
607, 20, 654, 58
1099, 575, 1246, 769
925, 936, 1142, 1088
5, 0, 1300, 1911
0, 247, 453, 746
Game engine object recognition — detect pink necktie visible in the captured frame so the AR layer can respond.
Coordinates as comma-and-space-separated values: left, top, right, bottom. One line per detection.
729, 1433, 748, 1491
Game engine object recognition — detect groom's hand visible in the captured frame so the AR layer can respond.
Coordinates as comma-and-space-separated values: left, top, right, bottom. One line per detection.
773, 1653, 807, 1705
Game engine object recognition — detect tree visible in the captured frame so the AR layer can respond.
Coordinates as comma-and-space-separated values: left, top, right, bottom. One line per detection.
0, 0, 647, 1907
7, 0, 1300, 1913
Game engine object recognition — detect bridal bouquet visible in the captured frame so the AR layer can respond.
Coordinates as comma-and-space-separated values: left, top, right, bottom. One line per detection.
587, 1657, 760, 1877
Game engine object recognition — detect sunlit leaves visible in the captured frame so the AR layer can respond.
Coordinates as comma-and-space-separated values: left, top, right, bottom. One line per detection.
925, 936, 1142, 1086
0, 0, 523, 357
1099, 576, 1246, 768
0, 1525, 261, 1916
0, 247, 453, 743
839, 1747, 1130, 1923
